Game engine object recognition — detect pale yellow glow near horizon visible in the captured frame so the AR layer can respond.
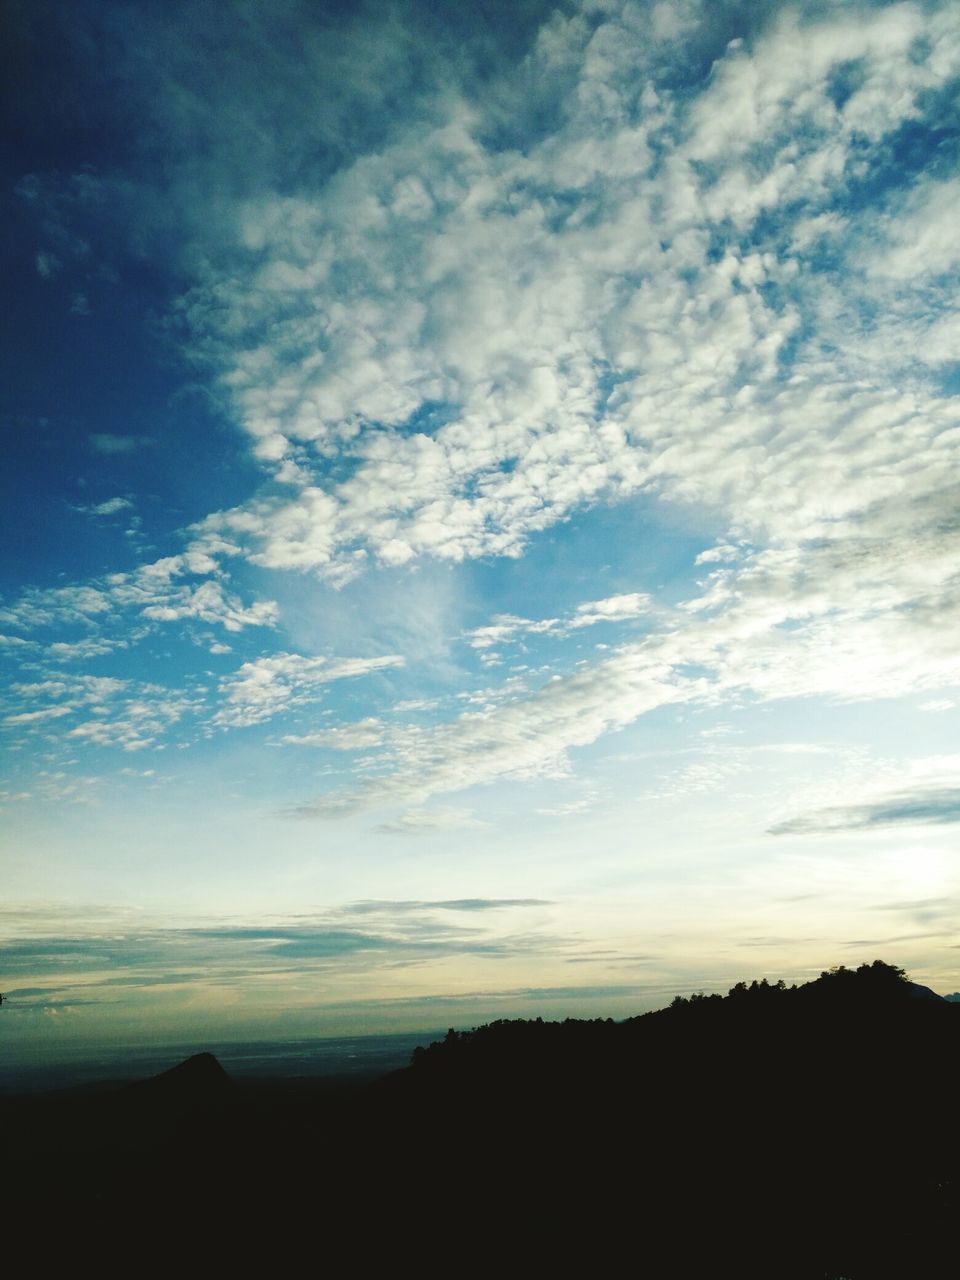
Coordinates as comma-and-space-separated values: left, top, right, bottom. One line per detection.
884, 846, 948, 898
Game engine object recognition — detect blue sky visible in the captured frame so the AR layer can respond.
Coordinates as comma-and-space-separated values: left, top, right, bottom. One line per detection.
3, 0, 960, 1063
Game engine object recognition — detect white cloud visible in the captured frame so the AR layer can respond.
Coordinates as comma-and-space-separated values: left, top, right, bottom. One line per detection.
771, 772, 960, 836
4, 706, 73, 725
0, 634, 38, 651
139, 578, 278, 632
215, 652, 404, 728
464, 593, 648, 649
465, 614, 557, 650
375, 806, 486, 835
0, 585, 112, 630
66, 692, 197, 752
151, 0, 955, 610
88, 497, 133, 517
2, 673, 199, 756
0, 555, 278, 639
281, 718, 384, 750
293, 513, 960, 814
70, 497, 135, 520
569, 593, 650, 628
392, 697, 440, 714
867, 178, 960, 282
12, 676, 127, 702
48, 637, 127, 661
296, 646, 692, 816
10, 1, 960, 816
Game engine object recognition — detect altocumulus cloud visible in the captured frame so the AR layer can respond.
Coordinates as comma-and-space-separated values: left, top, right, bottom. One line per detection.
4, 0, 960, 813
215, 652, 405, 728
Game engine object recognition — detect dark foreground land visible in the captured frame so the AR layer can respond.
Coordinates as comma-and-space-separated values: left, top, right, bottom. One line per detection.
6, 962, 959, 1277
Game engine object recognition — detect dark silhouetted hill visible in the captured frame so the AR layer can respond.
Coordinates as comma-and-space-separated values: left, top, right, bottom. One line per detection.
6, 961, 958, 1278
369, 961, 959, 1277
127, 1050, 231, 1097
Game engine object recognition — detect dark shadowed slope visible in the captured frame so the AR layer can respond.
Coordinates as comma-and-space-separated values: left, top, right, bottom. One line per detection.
6, 961, 958, 1279
127, 1050, 232, 1096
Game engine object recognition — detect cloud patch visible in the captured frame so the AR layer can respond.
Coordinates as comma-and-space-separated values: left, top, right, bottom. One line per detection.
341, 899, 551, 915
569, 593, 651, 628
88, 434, 153, 454
770, 786, 960, 835
280, 718, 384, 750
215, 652, 404, 728
375, 807, 488, 835
81, 497, 134, 517
0, 900, 563, 1013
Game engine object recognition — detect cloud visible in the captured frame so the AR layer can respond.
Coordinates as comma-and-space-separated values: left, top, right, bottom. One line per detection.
152, 0, 959, 599
0, 634, 38, 650
137, 2, 958, 823
0, 585, 112, 630
91, 496, 132, 516
105, 554, 278, 633
35, 250, 61, 279
770, 786, 960, 836
9, 0, 960, 818
0, 554, 278, 637
215, 652, 404, 728
342, 899, 551, 915
88, 434, 152, 454
375, 807, 487, 835
1, 673, 200, 756
463, 592, 649, 650
337, 982, 664, 1009
569, 593, 651, 628
75, 497, 134, 517
2, 646, 404, 759
292, 517, 960, 813
4, 705, 72, 725
66, 692, 198, 752
138, 578, 278, 632
281, 718, 384, 750
12, 675, 127, 703
867, 178, 960, 282
0, 899, 562, 1007
294, 645, 692, 816
47, 637, 127, 661
465, 614, 558, 649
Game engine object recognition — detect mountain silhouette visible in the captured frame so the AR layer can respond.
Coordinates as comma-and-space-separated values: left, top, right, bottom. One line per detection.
127, 1050, 232, 1097
7, 961, 958, 1278
908, 980, 944, 1000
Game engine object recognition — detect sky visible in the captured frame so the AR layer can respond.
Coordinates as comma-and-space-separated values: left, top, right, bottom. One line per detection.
3, 0, 960, 1066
